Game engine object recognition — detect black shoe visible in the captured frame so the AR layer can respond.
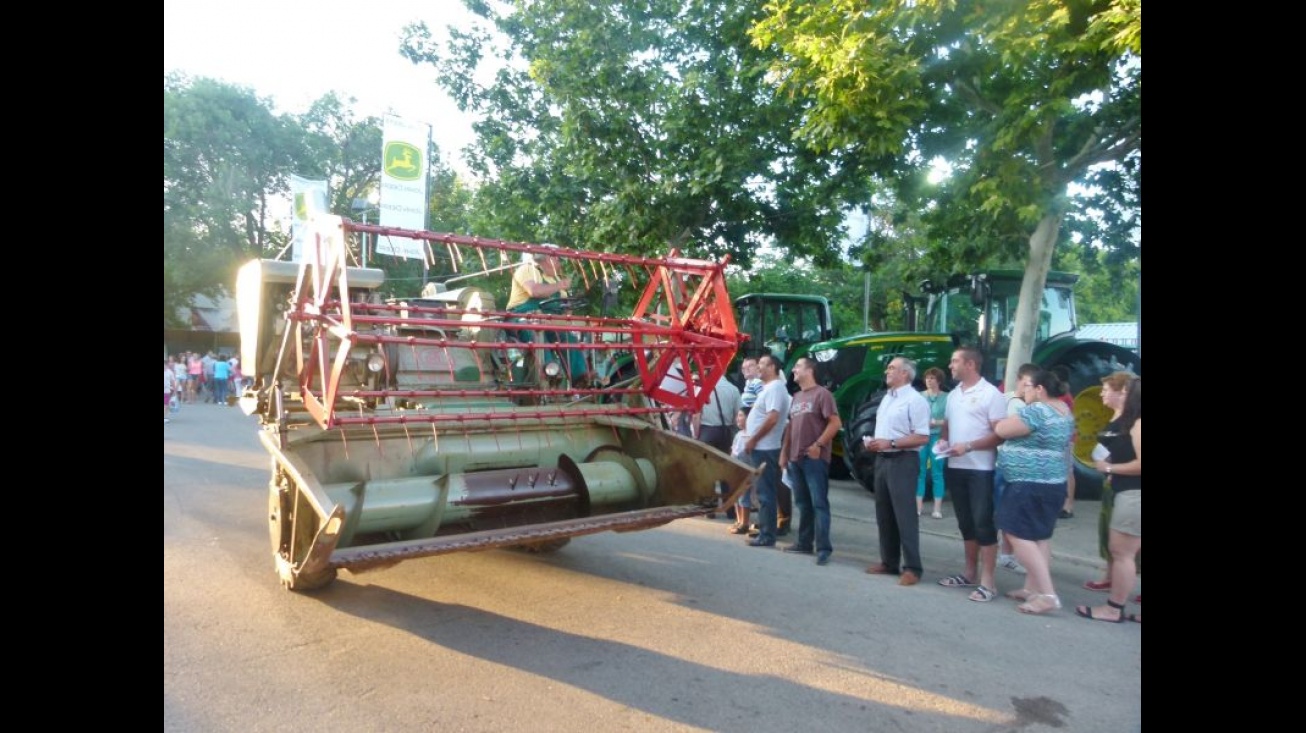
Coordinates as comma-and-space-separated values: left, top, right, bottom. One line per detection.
782, 544, 814, 555
747, 538, 775, 547
1058, 509, 1074, 519
816, 551, 831, 566
775, 526, 790, 538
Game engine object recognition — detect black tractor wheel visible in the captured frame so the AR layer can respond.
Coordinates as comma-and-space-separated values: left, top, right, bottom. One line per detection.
1046, 343, 1141, 502
828, 452, 852, 480
842, 390, 887, 492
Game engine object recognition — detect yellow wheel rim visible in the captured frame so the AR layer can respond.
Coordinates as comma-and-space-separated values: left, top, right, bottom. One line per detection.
1071, 385, 1113, 467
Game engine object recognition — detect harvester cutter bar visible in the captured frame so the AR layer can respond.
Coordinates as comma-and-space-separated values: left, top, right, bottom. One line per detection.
330, 504, 712, 572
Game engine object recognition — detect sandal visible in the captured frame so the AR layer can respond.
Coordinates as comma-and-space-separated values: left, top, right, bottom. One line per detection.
968, 585, 996, 603
1074, 599, 1126, 623
728, 524, 748, 534
1005, 588, 1033, 602
937, 574, 977, 588
1017, 593, 1062, 615
1082, 579, 1112, 591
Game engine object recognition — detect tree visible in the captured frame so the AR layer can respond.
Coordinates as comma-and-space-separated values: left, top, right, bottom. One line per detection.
164, 75, 479, 315
164, 74, 303, 324
751, 0, 1141, 388
293, 93, 386, 215
399, 0, 871, 267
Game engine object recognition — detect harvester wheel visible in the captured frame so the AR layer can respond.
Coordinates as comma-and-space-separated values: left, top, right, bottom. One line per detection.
1047, 344, 1141, 502
268, 470, 337, 592
843, 391, 886, 493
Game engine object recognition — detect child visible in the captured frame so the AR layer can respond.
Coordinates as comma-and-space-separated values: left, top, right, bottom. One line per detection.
728, 408, 753, 534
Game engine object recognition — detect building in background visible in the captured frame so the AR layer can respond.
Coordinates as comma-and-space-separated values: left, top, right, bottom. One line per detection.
164, 293, 239, 356
1077, 322, 1139, 352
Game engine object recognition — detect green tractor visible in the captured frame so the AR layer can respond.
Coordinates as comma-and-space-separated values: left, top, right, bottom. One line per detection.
825, 269, 1139, 499
730, 292, 850, 476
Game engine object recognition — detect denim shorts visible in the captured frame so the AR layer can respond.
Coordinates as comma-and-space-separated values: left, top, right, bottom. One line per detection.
996, 480, 1067, 542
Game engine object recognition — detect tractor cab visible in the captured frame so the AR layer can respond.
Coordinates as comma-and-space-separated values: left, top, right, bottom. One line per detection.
732, 293, 835, 386
919, 270, 1079, 385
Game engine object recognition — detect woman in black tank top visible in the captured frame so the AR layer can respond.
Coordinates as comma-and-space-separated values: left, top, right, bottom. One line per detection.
1076, 374, 1141, 624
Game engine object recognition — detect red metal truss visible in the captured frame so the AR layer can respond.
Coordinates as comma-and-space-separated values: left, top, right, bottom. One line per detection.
287, 218, 742, 430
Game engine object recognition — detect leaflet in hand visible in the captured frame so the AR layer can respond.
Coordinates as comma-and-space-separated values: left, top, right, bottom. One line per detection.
1091, 443, 1110, 462
932, 440, 951, 458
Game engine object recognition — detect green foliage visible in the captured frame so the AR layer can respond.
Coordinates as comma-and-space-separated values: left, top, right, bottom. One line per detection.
163, 73, 480, 319
400, 0, 867, 266
294, 94, 386, 213
164, 73, 304, 325
751, 0, 1141, 363
752, 0, 1142, 242
1055, 242, 1140, 324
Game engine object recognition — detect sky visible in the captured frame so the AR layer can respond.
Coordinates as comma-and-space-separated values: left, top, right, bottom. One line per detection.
164, 0, 481, 175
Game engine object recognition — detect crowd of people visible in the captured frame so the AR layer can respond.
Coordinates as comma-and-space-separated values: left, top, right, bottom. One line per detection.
164, 350, 247, 423
697, 347, 1140, 622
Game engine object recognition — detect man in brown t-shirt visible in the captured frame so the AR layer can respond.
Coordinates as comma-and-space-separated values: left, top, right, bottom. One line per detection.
779, 357, 842, 565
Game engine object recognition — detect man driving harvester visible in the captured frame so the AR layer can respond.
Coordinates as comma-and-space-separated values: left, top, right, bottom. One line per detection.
505, 246, 590, 386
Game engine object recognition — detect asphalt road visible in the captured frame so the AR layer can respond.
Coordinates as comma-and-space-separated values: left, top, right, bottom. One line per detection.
164, 403, 1141, 733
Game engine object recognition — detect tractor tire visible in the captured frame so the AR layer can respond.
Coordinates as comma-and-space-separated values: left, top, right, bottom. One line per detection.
828, 453, 851, 480
1046, 343, 1141, 502
842, 390, 887, 493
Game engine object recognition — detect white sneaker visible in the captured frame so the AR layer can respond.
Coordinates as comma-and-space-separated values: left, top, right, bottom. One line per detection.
998, 554, 1026, 574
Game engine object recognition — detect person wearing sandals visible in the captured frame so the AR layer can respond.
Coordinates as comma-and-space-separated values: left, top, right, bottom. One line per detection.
1077, 374, 1142, 624
936, 347, 1009, 602
916, 367, 948, 520
728, 408, 755, 534
742, 355, 792, 548
1081, 373, 1142, 600
993, 368, 1076, 614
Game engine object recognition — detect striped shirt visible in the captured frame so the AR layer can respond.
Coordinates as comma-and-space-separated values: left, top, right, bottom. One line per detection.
996, 402, 1075, 483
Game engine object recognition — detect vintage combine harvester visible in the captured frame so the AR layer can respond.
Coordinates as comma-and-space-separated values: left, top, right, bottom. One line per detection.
237, 216, 757, 591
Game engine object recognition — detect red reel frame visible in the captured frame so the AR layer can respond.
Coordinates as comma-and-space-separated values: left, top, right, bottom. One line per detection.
284, 217, 743, 430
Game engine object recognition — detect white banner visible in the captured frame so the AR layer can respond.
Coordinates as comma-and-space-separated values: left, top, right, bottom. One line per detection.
289, 175, 329, 263
378, 114, 430, 260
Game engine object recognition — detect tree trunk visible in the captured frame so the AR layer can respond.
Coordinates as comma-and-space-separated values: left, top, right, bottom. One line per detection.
1002, 212, 1062, 390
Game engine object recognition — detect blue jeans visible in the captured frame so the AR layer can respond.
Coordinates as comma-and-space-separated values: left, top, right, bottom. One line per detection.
750, 448, 781, 543
789, 456, 832, 554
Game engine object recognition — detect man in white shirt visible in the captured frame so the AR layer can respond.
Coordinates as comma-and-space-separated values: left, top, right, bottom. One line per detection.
937, 347, 1010, 602
862, 356, 931, 585
695, 376, 742, 453
742, 354, 792, 547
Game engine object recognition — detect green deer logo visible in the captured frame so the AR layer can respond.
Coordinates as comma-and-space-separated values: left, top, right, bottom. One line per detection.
384, 142, 422, 181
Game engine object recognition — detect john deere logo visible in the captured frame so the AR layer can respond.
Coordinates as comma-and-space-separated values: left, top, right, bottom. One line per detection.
384, 142, 422, 181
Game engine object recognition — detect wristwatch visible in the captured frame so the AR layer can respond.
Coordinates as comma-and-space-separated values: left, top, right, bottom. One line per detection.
890, 439, 897, 449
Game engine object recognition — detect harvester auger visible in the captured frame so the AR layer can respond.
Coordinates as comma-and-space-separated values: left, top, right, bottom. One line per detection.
237, 216, 758, 591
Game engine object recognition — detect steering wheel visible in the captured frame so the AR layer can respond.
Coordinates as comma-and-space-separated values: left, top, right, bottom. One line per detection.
538, 296, 589, 314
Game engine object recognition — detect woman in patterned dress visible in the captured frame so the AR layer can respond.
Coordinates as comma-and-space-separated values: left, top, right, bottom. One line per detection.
992, 368, 1076, 614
